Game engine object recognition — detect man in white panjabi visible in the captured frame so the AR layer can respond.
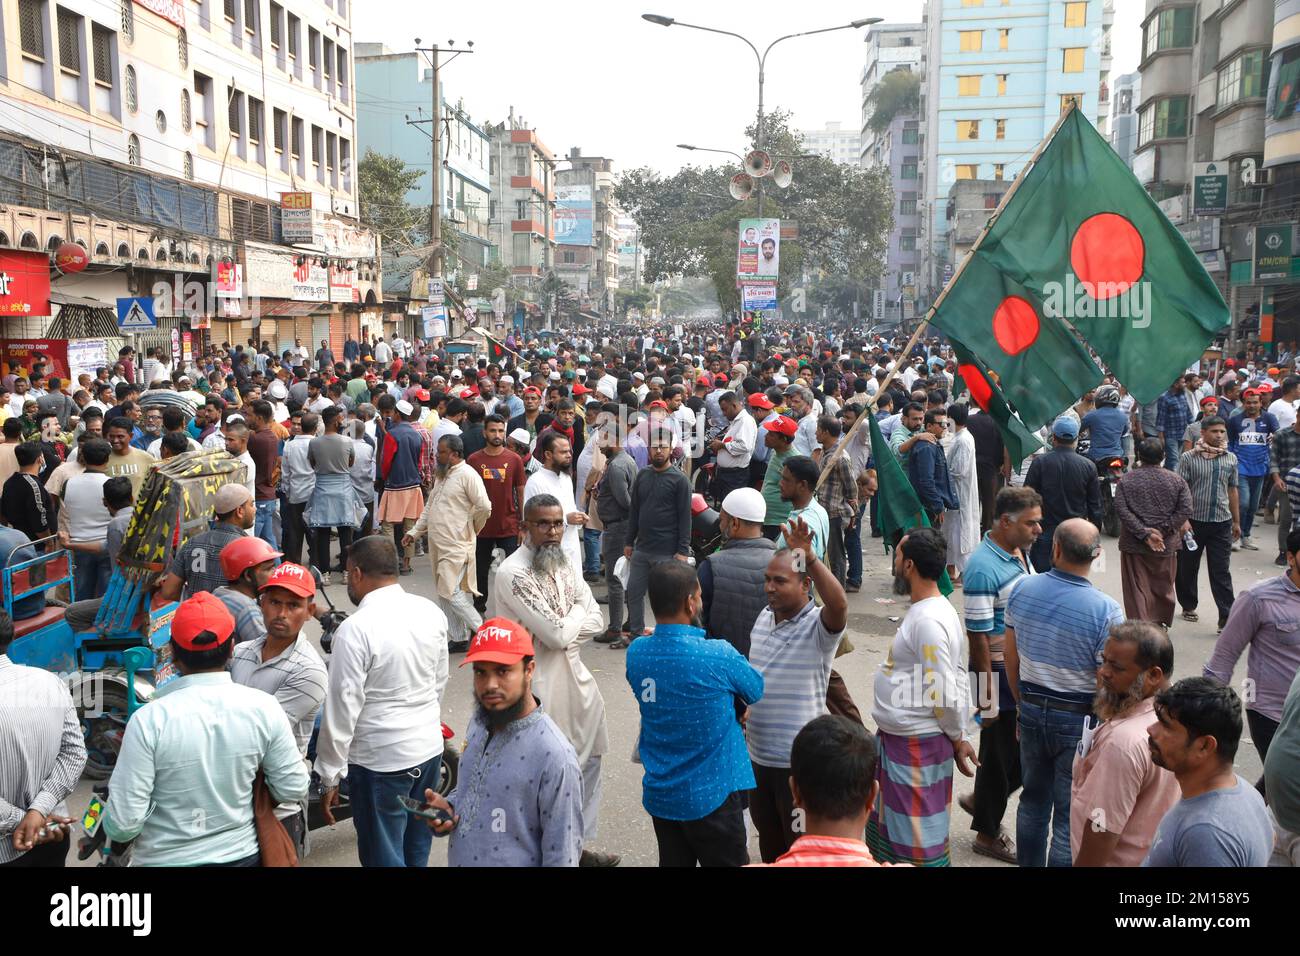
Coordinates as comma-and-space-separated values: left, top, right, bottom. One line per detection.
523, 430, 586, 581
943, 403, 980, 583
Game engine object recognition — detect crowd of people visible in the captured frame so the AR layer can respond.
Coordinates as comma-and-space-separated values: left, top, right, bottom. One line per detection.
1, 323, 1297, 870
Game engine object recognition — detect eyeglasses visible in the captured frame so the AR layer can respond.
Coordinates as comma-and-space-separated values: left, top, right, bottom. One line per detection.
530, 519, 565, 531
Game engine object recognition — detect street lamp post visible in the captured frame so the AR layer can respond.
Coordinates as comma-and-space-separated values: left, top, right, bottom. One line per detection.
644, 14, 880, 215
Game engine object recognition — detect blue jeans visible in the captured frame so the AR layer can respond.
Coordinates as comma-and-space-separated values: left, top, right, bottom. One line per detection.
582, 527, 602, 576
1016, 697, 1087, 867
73, 551, 112, 601
845, 502, 865, 586
348, 754, 443, 867
1162, 437, 1181, 470
1239, 473, 1266, 538
254, 499, 279, 549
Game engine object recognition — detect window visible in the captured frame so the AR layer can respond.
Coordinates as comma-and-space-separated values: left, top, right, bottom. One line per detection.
247, 97, 262, 143
959, 30, 982, 52
228, 87, 241, 137
1137, 97, 1189, 144
957, 75, 981, 96
92, 25, 112, 85
1063, 48, 1085, 73
1270, 45, 1300, 120
899, 236, 917, 251
1065, 2, 1087, 28
287, 14, 299, 58
901, 126, 919, 144
901, 162, 917, 179
181, 89, 191, 129
121, 0, 132, 42
996, 118, 1006, 140
269, 2, 281, 46
514, 152, 527, 176
1143, 7, 1193, 59
340, 139, 351, 185
563, 250, 576, 264
57, 8, 81, 74
155, 109, 166, 133
994, 164, 1005, 180
1061, 93, 1083, 113
309, 27, 319, 69
512, 233, 531, 265
999, 29, 1010, 51
291, 118, 303, 157
984, 192, 1001, 209
956, 164, 978, 180
20, 0, 46, 60
273, 108, 285, 151
961, 0, 983, 5
184, 152, 194, 180
900, 198, 917, 215
957, 120, 980, 140
1218, 50, 1267, 109
243, 0, 256, 35
178, 27, 188, 68
997, 74, 1008, 95
323, 39, 333, 80
516, 200, 528, 219
127, 134, 140, 166
224, 0, 236, 20
125, 64, 137, 112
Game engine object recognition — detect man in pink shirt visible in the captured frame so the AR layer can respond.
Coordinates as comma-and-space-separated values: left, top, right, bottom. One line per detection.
1070, 622, 1181, 866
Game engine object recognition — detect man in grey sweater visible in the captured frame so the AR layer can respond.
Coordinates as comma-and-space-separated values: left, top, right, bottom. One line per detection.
616, 426, 692, 649
595, 425, 638, 644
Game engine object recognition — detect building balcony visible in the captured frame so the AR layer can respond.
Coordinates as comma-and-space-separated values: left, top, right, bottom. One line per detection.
510, 176, 547, 194
511, 219, 546, 235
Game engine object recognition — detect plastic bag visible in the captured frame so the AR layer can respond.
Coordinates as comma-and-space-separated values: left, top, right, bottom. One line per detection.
613, 555, 631, 590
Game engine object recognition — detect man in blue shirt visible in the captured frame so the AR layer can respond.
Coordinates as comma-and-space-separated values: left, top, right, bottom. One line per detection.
1079, 384, 1130, 462
1227, 387, 1279, 552
1155, 376, 1193, 470
626, 559, 764, 867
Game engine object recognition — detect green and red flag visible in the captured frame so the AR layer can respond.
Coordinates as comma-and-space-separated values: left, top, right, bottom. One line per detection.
930, 105, 1229, 406
868, 413, 953, 596
950, 338, 1043, 471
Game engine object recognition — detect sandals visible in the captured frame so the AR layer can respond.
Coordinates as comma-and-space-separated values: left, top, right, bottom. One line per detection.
1181, 609, 1199, 623
972, 832, 1018, 865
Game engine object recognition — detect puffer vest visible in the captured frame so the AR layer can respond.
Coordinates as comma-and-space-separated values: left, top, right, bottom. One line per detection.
705, 536, 777, 657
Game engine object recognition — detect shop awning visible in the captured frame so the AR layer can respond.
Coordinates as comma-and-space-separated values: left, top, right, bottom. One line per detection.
47, 292, 120, 338
259, 300, 332, 317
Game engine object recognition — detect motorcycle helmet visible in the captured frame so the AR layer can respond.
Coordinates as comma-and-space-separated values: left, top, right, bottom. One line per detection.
1095, 384, 1121, 407
220, 536, 283, 582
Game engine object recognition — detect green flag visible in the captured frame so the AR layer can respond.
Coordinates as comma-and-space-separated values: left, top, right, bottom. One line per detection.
950, 338, 1044, 472
868, 413, 952, 597
931, 106, 1229, 406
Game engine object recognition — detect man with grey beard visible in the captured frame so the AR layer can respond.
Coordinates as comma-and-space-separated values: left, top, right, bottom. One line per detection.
486, 495, 618, 866
1068, 621, 1180, 866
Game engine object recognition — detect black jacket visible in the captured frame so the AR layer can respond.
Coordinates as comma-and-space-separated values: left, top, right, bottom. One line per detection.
1025, 445, 1103, 529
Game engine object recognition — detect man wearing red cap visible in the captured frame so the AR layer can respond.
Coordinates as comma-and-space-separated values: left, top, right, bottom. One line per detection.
100, 592, 309, 866
422, 617, 584, 866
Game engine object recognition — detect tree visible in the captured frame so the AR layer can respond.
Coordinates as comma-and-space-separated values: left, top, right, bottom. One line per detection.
357, 150, 428, 251
865, 69, 921, 135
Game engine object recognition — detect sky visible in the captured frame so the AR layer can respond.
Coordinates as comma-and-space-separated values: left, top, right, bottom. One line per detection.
353, 1, 1141, 175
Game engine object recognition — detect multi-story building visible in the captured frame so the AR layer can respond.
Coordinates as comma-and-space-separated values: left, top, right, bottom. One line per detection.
1135, 0, 1271, 341
487, 110, 554, 290
798, 121, 859, 166
1108, 71, 1141, 169
1265, 0, 1300, 345
0, 0, 380, 360
861, 23, 924, 324
555, 147, 620, 315
919, 0, 1112, 308
616, 213, 641, 289
353, 43, 494, 272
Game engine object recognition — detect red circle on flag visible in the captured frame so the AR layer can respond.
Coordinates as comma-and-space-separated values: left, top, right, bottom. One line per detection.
959, 364, 992, 411
1070, 213, 1144, 299
992, 296, 1040, 355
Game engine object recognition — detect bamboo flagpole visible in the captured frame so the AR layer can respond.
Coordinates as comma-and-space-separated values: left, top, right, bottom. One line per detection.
813, 103, 1079, 492
471, 325, 524, 363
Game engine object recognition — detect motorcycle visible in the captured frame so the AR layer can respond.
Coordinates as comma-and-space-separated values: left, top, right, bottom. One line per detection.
1097, 456, 1127, 538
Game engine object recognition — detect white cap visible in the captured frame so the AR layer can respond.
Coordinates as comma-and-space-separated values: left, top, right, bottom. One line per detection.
451, 369, 463, 378
268, 381, 288, 400
576, 368, 587, 378
395, 399, 414, 416
633, 371, 645, 380
508, 427, 531, 446
721, 487, 766, 524
549, 371, 561, 381
596, 381, 616, 400
774, 375, 789, 386
500, 375, 514, 384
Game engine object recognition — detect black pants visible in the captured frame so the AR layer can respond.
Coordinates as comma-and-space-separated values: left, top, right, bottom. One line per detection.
712, 466, 750, 505
761, 524, 783, 542
749, 762, 797, 863
827, 516, 847, 585
284, 500, 314, 566
315, 526, 354, 573
748, 457, 768, 490
971, 710, 1022, 837
0, 837, 69, 867
1029, 528, 1056, 574
475, 535, 519, 613
359, 499, 375, 539
1175, 519, 1235, 622
1248, 709, 1279, 797
651, 791, 749, 867
976, 462, 1000, 535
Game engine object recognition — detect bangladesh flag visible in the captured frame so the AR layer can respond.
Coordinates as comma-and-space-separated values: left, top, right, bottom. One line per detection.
950, 338, 1043, 472
868, 414, 953, 597
930, 106, 1229, 406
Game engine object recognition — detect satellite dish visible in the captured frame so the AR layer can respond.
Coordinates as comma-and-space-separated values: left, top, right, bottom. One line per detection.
772, 160, 793, 189
729, 172, 755, 201
744, 149, 772, 178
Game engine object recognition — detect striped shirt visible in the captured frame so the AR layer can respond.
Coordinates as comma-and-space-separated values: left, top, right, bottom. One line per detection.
167, 521, 248, 598
0, 656, 88, 864
746, 599, 845, 767
214, 586, 267, 645
230, 634, 328, 754
1270, 426, 1300, 477
1177, 449, 1239, 524
1288, 466, 1300, 530
961, 533, 1033, 664
1005, 569, 1125, 702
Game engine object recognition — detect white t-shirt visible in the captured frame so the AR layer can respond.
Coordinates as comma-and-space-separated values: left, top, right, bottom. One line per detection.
871, 595, 971, 740
1269, 397, 1298, 432
64, 472, 111, 543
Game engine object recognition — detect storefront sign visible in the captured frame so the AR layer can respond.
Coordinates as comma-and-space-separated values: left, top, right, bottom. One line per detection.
67, 339, 108, 380
329, 264, 357, 304
0, 250, 52, 317
280, 192, 315, 243
0, 339, 70, 380
215, 261, 243, 299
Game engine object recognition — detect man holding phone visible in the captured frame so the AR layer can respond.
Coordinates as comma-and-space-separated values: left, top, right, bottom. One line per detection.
421, 618, 584, 866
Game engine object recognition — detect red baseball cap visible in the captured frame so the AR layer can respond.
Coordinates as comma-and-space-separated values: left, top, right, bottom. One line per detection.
696, 374, 712, 387
1199, 395, 1219, 407
414, 388, 431, 402
171, 592, 236, 651
1243, 387, 1261, 397
523, 385, 543, 396
748, 393, 775, 410
461, 617, 536, 667
763, 415, 799, 438
647, 399, 668, 411
715, 373, 729, 384
260, 562, 316, 599
573, 383, 590, 395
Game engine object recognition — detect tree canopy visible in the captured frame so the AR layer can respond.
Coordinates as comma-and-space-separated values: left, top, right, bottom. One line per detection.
865, 69, 921, 135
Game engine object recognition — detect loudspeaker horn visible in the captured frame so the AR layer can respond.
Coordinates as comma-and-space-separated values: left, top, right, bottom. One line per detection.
772, 160, 793, 189
744, 149, 772, 178
729, 172, 755, 201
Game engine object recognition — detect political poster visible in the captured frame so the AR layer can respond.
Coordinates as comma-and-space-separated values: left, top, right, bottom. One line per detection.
737, 218, 780, 282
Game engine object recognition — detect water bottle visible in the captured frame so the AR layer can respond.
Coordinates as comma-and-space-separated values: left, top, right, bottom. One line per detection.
1183, 531, 1198, 552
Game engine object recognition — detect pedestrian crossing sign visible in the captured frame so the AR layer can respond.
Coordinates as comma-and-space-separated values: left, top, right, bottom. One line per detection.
116, 296, 157, 329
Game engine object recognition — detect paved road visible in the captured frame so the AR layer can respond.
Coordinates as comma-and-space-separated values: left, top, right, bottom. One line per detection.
66, 530, 1270, 867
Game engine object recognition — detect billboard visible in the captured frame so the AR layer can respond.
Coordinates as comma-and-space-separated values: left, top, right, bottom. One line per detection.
0, 250, 52, 318
280, 191, 315, 243
736, 218, 780, 282
742, 283, 777, 311
555, 184, 594, 246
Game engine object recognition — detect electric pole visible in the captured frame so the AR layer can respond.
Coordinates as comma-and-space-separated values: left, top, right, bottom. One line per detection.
413, 39, 475, 283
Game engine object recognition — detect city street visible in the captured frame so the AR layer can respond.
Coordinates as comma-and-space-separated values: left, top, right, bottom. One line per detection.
65, 526, 1271, 868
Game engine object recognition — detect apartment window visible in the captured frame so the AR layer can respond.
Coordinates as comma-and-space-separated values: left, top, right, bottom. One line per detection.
92, 24, 112, 85
127, 134, 140, 166
309, 27, 319, 69
273, 108, 285, 151
312, 126, 324, 180
563, 250, 576, 264
1065, 2, 1087, 28
323, 38, 333, 80
1061, 93, 1083, 113
900, 198, 917, 215
20, 0, 46, 60
995, 118, 1006, 140
178, 27, 188, 67
956, 164, 978, 180
337, 48, 348, 98
287, 14, 299, 58
901, 162, 917, 179
291, 118, 303, 158
901, 126, 919, 145
243, 0, 256, 35
223, 0, 236, 20
997, 74, 1007, 95
228, 87, 242, 137
984, 192, 1002, 209
1137, 96, 1189, 145
326, 131, 336, 183
57, 8, 81, 74
961, 0, 983, 5
959, 30, 982, 53
247, 96, 262, 143
516, 200, 528, 219
899, 236, 917, 251
269, 2, 281, 46
180, 88, 191, 129
1143, 7, 1193, 59
514, 152, 527, 176
994, 164, 1005, 180
183, 152, 194, 180
1063, 48, 1086, 73
1218, 50, 1267, 109
125, 64, 138, 111
999, 29, 1010, 51
512, 234, 531, 264
957, 75, 980, 96
340, 139, 351, 186
957, 120, 980, 140
121, 0, 132, 42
